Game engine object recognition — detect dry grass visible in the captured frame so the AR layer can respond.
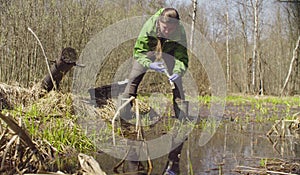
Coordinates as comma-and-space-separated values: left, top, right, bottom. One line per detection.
24, 90, 74, 117
0, 82, 42, 110
0, 83, 93, 174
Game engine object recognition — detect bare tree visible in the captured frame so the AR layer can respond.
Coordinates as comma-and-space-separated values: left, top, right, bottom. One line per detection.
281, 35, 300, 95
250, 0, 259, 94
1, 0, 300, 96
190, 0, 197, 50
277, 0, 300, 95
225, 0, 231, 92
247, 0, 264, 95
234, 0, 251, 94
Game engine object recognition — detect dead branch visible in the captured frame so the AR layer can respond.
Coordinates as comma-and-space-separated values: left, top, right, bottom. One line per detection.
78, 153, 107, 175
281, 35, 300, 96
1, 135, 18, 168
0, 112, 45, 164
28, 27, 57, 91
235, 165, 299, 175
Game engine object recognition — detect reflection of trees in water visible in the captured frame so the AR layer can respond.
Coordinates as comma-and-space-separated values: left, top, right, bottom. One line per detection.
186, 122, 300, 174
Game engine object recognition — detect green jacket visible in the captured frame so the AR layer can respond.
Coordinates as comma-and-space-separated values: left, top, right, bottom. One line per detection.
133, 8, 188, 75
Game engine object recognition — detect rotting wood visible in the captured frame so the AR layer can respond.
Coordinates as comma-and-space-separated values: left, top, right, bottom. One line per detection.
41, 47, 78, 92
267, 119, 281, 136
235, 165, 299, 175
78, 153, 107, 175
267, 115, 300, 138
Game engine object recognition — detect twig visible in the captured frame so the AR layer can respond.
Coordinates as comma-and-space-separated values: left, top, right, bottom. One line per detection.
266, 136, 281, 155
28, 27, 57, 90
112, 97, 153, 173
0, 112, 44, 163
235, 165, 298, 175
134, 99, 152, 173
14, 118, 21, 161
113, 146, 130, 173
134, 99, 152, 174
0, 129, 8, 152
144, 139, 152, 174
135, 99, 142, 139
112, 96, 135, 146
1, 134, 18, 169
267, 120, 281, 136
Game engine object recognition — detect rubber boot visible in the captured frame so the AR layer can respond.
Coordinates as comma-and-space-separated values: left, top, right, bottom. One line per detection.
163, 160, 180, 175
173, 100, 189, 121
163, 143, 184, 175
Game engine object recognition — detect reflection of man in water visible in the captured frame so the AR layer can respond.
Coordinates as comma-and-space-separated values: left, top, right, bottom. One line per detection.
121, 7, 189, 175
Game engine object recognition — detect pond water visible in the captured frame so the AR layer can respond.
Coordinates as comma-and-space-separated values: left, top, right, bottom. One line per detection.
94, 121, 300, 174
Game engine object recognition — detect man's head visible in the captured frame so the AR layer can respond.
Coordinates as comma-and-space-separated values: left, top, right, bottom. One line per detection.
158, 8, 180, 38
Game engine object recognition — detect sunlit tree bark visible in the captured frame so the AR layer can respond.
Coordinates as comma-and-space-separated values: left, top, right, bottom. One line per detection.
281, 35, 300, 96
236, 0, 250, 94
225, 0, 231, 92
190, 0, 197, 50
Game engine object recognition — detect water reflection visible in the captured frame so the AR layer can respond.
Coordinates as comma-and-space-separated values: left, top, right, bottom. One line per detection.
95, 122, 300, 174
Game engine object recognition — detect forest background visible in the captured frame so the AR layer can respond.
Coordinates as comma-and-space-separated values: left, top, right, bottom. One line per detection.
0, 0, 299, 96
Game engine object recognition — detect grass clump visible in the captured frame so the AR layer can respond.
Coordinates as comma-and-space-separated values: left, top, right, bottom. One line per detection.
5, 91, 96, 153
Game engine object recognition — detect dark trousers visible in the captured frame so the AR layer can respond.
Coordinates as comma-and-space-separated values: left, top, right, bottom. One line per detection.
123, 52, 185, 103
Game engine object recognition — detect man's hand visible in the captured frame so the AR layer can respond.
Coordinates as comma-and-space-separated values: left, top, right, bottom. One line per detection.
149, 62, 165, 72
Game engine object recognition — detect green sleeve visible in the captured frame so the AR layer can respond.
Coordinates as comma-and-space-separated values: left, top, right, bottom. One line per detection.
133, 36, 152, 68
133, 9, 164, 68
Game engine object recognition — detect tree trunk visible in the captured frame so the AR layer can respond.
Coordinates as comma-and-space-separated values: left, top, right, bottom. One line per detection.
237, 1, 249, 94
190, 0, 197, 50
226, 0, 231, 92
251, 0, 259, 94
280, 35, 300, 96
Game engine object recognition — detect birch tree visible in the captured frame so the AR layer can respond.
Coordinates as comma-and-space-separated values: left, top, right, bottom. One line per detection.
278, 0, 300, 95
281, 35, 300, 95
190, 0, 197, 49
225, 0, 231, 91
249, 0, 264, 94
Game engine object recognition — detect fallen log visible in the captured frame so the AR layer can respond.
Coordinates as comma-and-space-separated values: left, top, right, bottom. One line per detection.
235, 165, 299, 175
78, 153, 107, 175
